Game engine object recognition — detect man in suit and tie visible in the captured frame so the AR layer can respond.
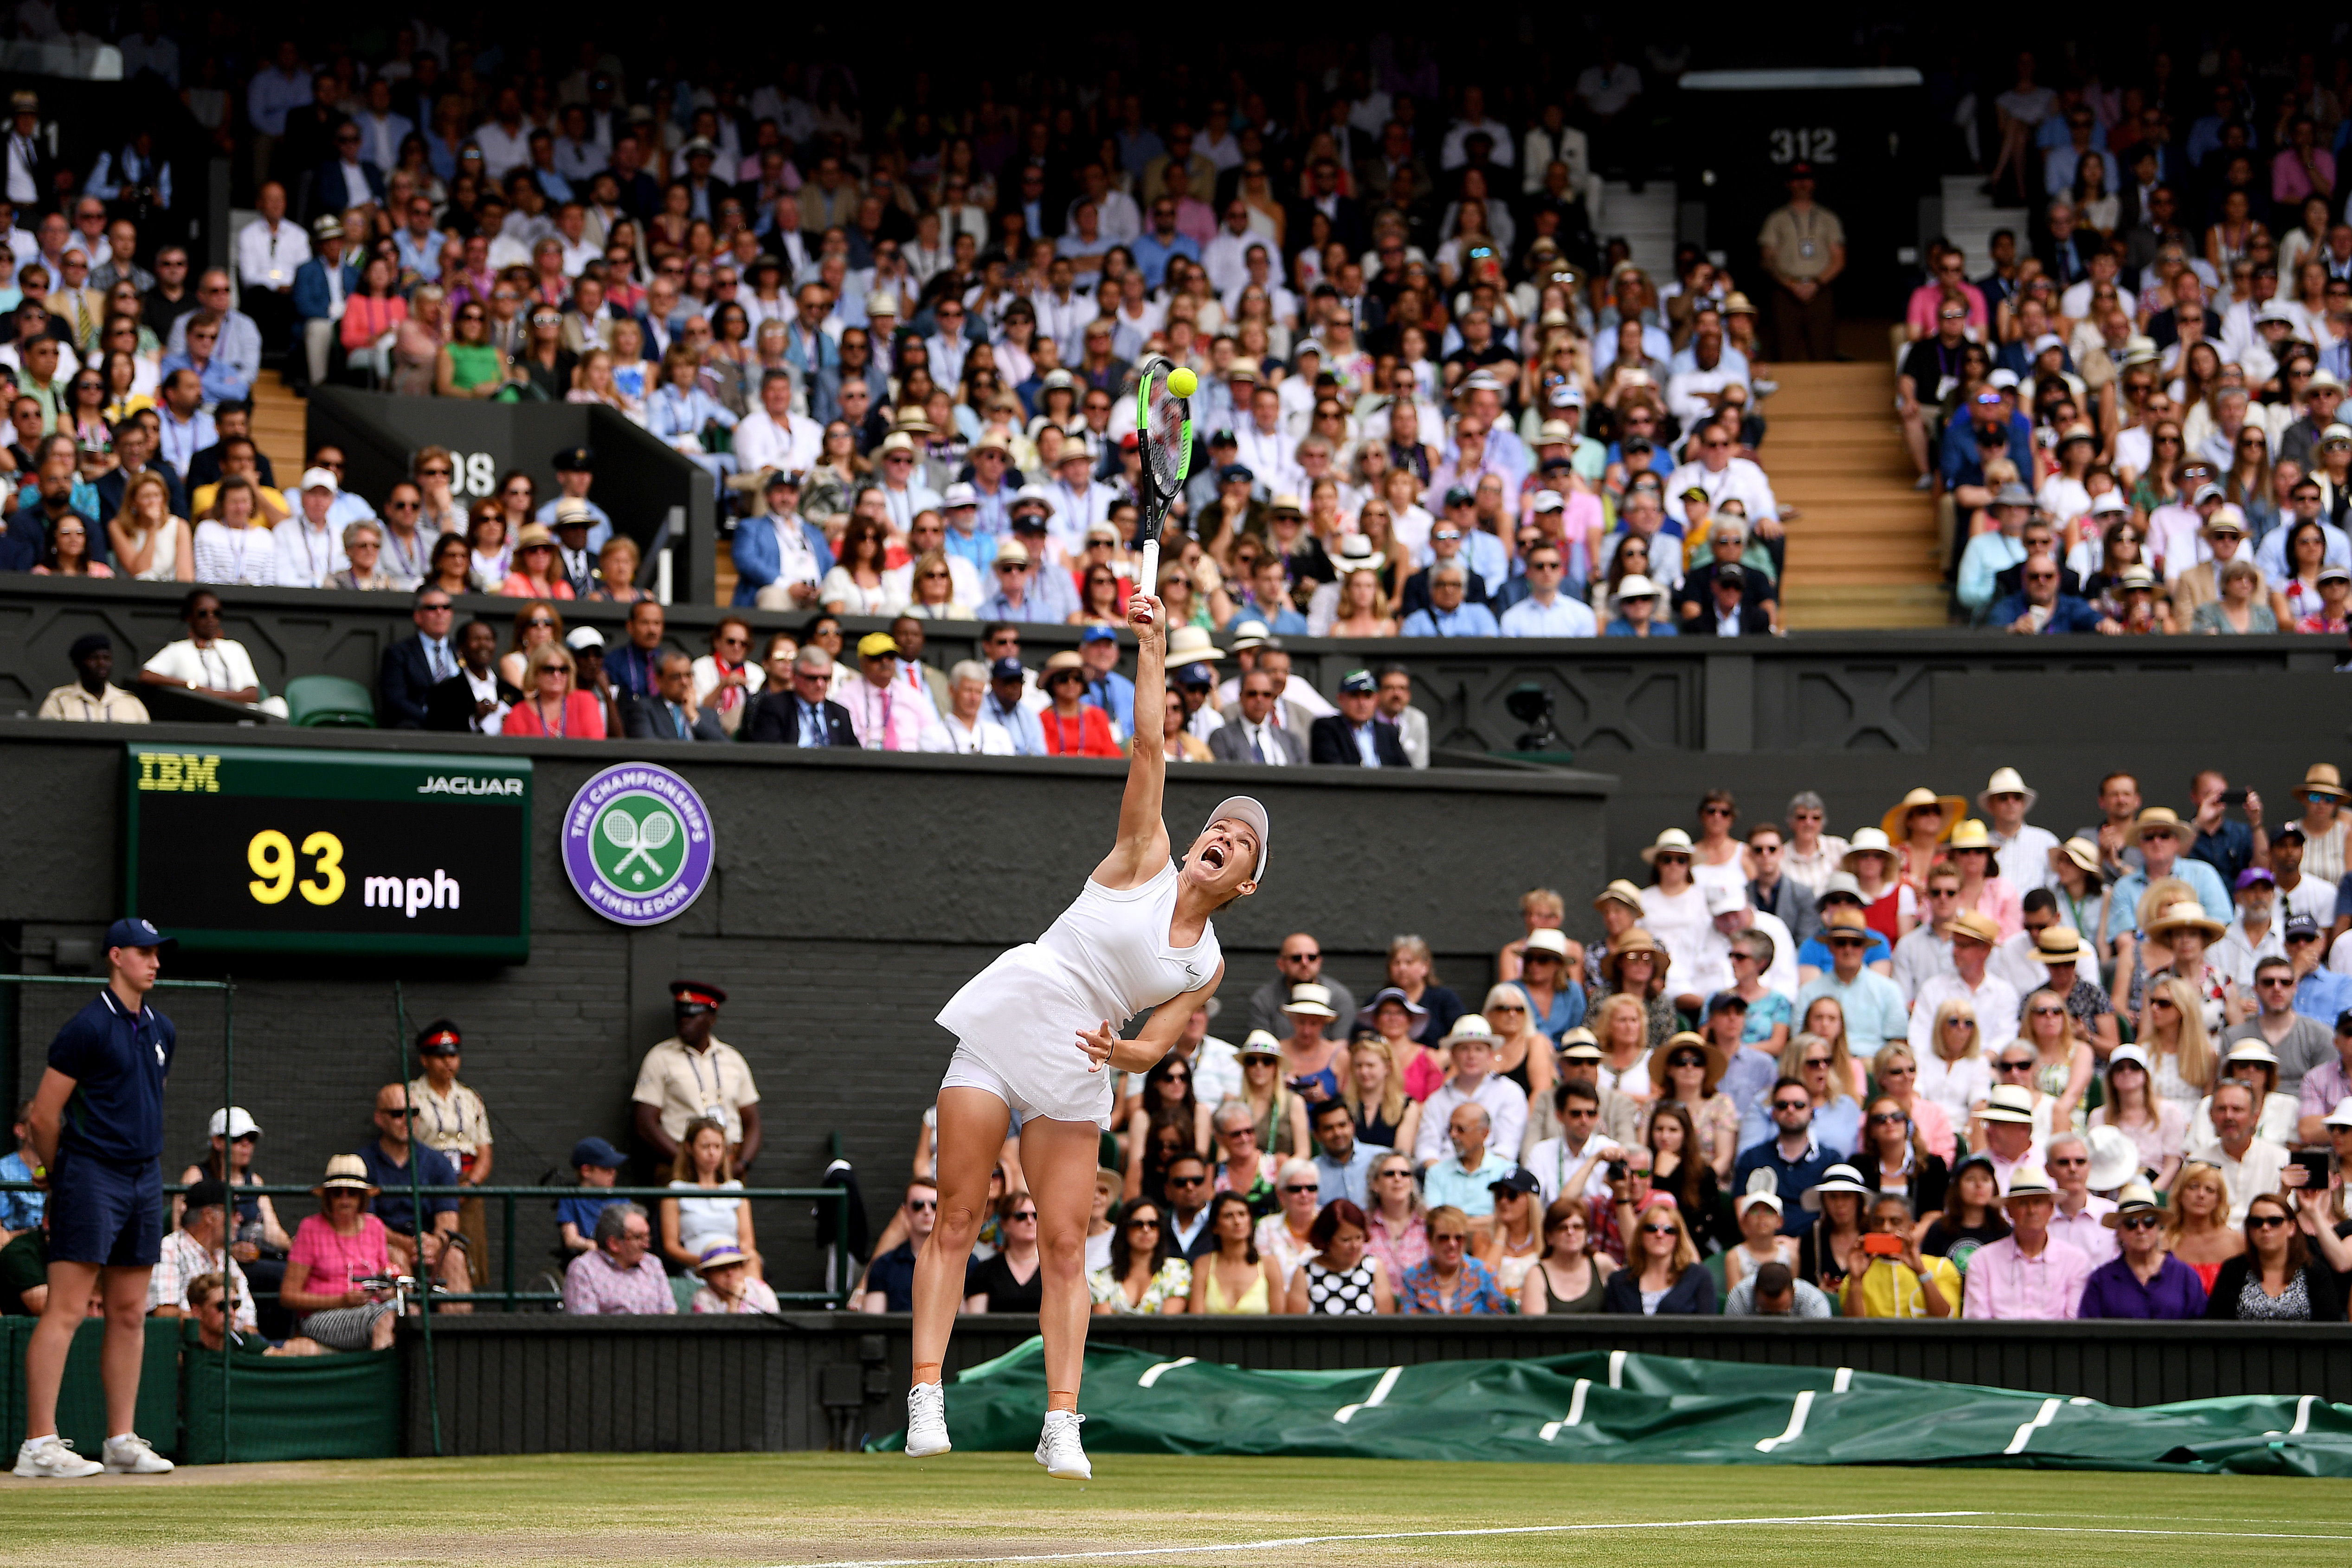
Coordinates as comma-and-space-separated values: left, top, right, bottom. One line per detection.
1209, 670, 1310, 764
744, 647, 859, 745
379, 586, 462, 728
1308, 669, 1410, 767
424, 618, 524, 733
622, 651, 728, 742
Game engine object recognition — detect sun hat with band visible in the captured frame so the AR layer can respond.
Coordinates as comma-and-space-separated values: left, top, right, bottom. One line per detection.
1977, 1084, 2038, 1124
1840, 828, 1898, 872
2124, 806, 2193, 846
2146, 899, 2226, 941
1979, 767, 2039, 812
2032, 925, 2092, 965
1801, 1162, 1874, 1212
1281, 983, 1339, 1020
1880, 787, 1968, 843
1441, 1014, 1496, 1048
1946, 910, 2002, 947
1237, 1030, 1282, 1061
1659, 1030, 1726, 1093
2001, 1165, 2059, 1202
1601, 929, 1665, 983
1523, 928, 1572, 961
315, 1153, 378, 1198
1592, 879, 1645, 913
1640, 827, 1695, 864
2299, 763, 2350, 802
694, 1243, 752, 1275
2100, 1181, 2164, 1228
2049, 836, 2103, 881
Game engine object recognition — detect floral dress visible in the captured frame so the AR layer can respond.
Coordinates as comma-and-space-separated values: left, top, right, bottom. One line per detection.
1086, 1257, 1192, 1315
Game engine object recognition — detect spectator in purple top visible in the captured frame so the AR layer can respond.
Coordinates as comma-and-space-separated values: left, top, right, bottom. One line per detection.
2078, 1182, 2207, 1319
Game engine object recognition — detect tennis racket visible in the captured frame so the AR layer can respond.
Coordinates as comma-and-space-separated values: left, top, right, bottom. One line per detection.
1131, 354, 1193, 624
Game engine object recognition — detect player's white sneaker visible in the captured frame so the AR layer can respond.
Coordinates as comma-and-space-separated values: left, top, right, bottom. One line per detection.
101, 1434, 174, 1474
1033, 1410, 1091, 1480
903, 1381, 951, 1458
13, 1435, 102, 1478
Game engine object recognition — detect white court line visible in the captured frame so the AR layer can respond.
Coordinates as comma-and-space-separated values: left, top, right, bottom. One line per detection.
1538, 1377, 1592, 1441
752, 1510, 1983, 1568
1841, 1523, 2352, 1544
1753, 1390, 1816, 1453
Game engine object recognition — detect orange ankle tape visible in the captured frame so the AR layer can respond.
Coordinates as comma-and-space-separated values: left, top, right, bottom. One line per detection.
912, 1363, 942, 1386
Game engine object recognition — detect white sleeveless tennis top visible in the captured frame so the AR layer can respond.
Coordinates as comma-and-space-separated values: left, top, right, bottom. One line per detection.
937, 861, 1220, 1121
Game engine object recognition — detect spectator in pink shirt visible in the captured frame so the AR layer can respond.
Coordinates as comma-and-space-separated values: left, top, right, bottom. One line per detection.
2272, 117, 2337, 208
280, 1155, 398, 1351
1905, 246, 1989, 340
562, 1201, 675, 1315
1959, 1166, 2092, 1319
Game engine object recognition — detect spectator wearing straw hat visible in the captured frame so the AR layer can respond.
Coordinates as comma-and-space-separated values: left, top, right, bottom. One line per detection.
1980, 768, 2059, 895
1509, 929, 1587, 1044
2104, 807, 2232, 945
1796, 922, 1908, 1056
1972, 1084, 2045, 1193
2284, 763, 2350, 887
280, 1155, 399, 1352
2004, 923, 2119, 1056
1413, 1016, 1527, 1173
2077, 1182, 2208, 1319
1959, 1165, 2092, 1319
1602, 574, 1676, 636
1798, 876, 1894, 980
1906, 911, 2020, 1058
2189, 1039, 2301, 1149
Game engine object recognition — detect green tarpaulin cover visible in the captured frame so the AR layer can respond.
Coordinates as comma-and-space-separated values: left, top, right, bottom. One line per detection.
874, 1340, 2352, 1476
179, 1346, 401, 1465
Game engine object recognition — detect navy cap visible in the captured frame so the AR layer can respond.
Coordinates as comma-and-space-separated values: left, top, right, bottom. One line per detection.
1706, 990, 1749, 1015
1176, 662, 1215, 687
182, 1177, 229, 1212
1081, 625, 1118, 643
571, 1136, 626, 1169
105, 916, 171, 950
552, 445, 595, 472
989, 656, 1025, 682
1488, 1167, 1541, 1197
1219, 463, 1253, 484
1443, 486, 1475, 507
1209, 430, 1239, 448
1338, 668, 1377, 695
2287, 913, 2323, 941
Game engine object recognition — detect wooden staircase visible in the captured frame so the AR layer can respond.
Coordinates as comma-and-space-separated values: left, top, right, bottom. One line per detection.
251, 369, 309, 485
1766, 360, 1947, 628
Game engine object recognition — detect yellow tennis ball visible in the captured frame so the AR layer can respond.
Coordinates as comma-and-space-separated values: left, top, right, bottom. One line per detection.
1166, 367, 1197, 398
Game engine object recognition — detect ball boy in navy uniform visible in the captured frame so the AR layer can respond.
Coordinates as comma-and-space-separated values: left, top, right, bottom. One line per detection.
14, 918, 179, 1478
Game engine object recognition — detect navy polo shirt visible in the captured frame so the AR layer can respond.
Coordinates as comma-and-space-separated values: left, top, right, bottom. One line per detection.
356, 1139, 463, 1235
1732, 1135, 1844, 1235
48, 989, 175, 1167
865, 1239, 921, 1311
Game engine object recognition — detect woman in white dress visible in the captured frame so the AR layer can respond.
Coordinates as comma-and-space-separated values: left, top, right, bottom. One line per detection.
906, 588, 1266, 1481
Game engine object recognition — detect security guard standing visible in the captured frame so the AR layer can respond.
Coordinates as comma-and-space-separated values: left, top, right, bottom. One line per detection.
630, 981, 763, 1177
1757, 161, 1846, 361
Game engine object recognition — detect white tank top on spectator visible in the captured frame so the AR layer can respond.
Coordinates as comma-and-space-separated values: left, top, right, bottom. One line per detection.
669, 1179, 743, 1257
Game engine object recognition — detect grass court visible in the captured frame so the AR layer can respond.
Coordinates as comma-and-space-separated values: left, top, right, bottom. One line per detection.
4, 1451, 2350, 1567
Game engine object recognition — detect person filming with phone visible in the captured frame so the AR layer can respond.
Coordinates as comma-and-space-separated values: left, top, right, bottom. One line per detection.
1843, 1192, 1959, 1317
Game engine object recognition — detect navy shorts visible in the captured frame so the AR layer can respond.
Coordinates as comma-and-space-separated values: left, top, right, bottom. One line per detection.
47, 1152, 163, 1268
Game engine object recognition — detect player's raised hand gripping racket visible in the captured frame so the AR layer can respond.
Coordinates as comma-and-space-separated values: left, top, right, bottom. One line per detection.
1131, 354, 1193, 624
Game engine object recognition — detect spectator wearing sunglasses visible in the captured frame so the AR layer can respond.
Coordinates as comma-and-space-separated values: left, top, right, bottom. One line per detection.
2202, 1191, 2344, 1322
2078, 1182, 2207, 1318
856, 1180, 937, 1314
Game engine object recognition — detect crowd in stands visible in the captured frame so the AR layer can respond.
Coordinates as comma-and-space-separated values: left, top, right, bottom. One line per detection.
0, 17, 1795, 639
836, 770, 2352, 1321
1918, 50, 2352, 632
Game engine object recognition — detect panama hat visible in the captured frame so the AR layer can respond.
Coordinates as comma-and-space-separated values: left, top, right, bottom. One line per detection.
1881, 787, 1968, 843
2100, 1181, 2163, 1228
2050, 836, 2103, 880
1979, 767, 2038, 813
2145, 899, 2226, 940
2083, 1125, 2139, 1190
2125, 806, 2192, 846
1640, 827, 1695, 865
1814, 871, 1868, 908
1840, 828, 1898, 871
1333, 536, 1383, 576
2032, 925, 2091, 965
2324, 1097, 2352, 1130
1282, 983, 1338, 1020
1976, 1084, 2038, 1125
1600, 929, 1664, 984
1658, 1030, 1725, 1095
2001, 1166, 2059, 1201
1943, 817, 1994, 852
1592, 879, 1645, 913
315, 1154, 378, 1197
2223, 1039, 2280, 1069
1556, 1028, 1603, 1061
1440, 1013, 1496, 1047
1237, 1030, 1283, 1060
2300, 763, 2350, 801
1946, 910, 2002, 946
1166, 626, 1223, 664
694, 1243, 752, 1274
1801, 1163, 1874, 1212
1523, 928, 1573, 961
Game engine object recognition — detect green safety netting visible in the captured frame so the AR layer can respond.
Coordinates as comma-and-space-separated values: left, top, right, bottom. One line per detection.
873, 1341, 2352, 1476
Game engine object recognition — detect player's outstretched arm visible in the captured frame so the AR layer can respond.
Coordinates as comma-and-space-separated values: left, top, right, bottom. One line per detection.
1093, 592, 1171, 890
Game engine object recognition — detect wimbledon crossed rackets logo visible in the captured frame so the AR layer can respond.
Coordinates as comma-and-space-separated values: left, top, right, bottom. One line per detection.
561, 762, 716, 926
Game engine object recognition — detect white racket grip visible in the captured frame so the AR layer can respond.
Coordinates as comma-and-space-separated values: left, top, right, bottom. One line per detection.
1138, 539, 1160, 618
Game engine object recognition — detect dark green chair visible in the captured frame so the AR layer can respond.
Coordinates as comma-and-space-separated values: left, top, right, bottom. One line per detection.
284, 675, 376, 728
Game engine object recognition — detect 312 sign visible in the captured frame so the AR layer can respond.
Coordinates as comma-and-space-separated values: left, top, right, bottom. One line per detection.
1767, 127, 1839, 164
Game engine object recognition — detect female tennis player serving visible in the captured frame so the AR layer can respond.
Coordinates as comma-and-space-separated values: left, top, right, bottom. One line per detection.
906, 589, 1266, 1480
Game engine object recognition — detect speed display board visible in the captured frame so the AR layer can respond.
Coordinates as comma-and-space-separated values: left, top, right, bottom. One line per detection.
122, 745, 532, 959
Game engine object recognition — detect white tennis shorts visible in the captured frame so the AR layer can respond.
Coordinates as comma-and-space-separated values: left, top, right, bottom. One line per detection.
938, 1041, 1110, 1129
